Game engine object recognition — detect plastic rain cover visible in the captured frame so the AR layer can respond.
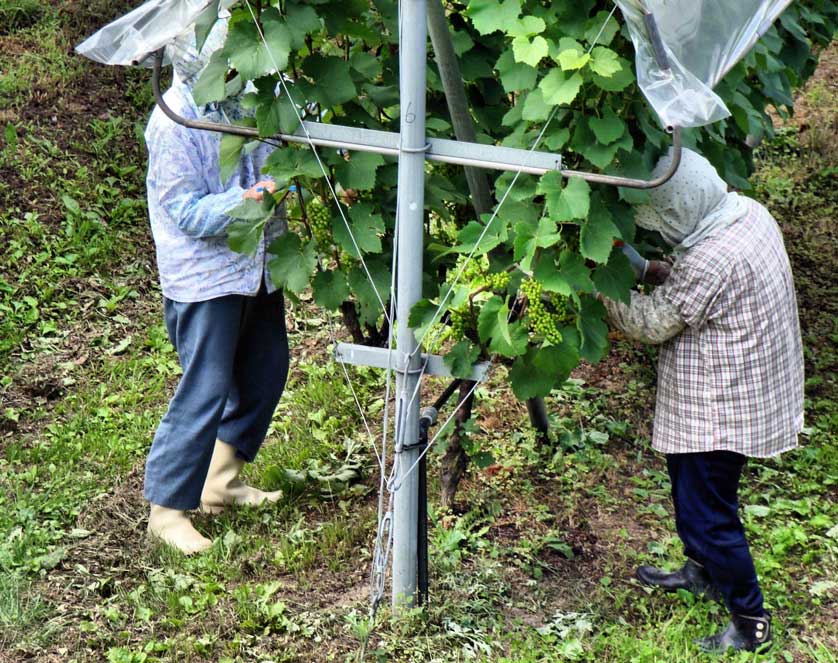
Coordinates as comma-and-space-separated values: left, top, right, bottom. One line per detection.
615, 0, 793, 128
75, 0, 215, 67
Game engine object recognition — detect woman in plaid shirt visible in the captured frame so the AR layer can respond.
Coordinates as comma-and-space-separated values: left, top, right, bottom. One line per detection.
604, 148, 804, 654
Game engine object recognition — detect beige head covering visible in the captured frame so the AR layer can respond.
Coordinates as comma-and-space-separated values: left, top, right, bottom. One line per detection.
635, 148, 749, 253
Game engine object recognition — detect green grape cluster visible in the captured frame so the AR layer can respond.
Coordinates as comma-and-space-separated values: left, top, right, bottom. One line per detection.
449, 254, 489, 286
307, 198, 331, 251
550, 293, 575, 326
449, 307, 471, 341
522, 278, 563, 344
486, 270, 510, 292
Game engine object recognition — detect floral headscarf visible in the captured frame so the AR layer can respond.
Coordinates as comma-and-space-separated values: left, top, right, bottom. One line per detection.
635, 148, 749, 253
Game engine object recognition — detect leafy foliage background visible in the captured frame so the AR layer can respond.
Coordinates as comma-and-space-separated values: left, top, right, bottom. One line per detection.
198, 0, 836, 399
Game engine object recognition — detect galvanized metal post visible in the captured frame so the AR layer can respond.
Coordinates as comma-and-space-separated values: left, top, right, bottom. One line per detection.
391, 0, 428, 609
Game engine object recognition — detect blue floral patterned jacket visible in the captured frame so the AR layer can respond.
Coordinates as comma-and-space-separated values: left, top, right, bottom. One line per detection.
144, 80, 285, 303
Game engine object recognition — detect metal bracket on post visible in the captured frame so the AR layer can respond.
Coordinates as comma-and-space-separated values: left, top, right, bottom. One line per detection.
335, 343, 490, 384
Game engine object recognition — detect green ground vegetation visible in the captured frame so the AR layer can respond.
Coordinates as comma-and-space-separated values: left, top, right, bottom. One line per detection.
0, 3, 836, 662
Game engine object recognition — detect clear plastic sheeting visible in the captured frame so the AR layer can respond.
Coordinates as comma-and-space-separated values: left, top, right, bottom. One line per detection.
615, 0, 793, 128
75, 0, 214, 67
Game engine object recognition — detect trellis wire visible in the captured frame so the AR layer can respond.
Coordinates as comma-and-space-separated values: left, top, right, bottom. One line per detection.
241, 0, 401, 619
409, 1, 620, 358
243, 0, 392, 326
237, 0, 620, 636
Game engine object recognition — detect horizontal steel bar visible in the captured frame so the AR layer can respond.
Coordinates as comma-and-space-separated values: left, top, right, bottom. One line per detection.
152, 49, 681, 188
334, 342, 490, 383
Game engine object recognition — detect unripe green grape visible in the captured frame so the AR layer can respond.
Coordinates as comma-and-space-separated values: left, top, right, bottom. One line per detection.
550, 293, 575, 326
307, 198, 332, 251
487, 270, 510, 292
449, 307, 470, 341
449, 254, 489, 286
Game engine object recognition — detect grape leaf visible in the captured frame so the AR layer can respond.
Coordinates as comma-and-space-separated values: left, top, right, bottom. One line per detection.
348, 260, 391, 327
267, 234, 317, 294
538, 173, 590, 222
332, 203, 384, 258
543, 126, 571, 151
194, 0, 220, 52
589, 47, 621, 77
350, 51, 382, 80
286, 4, 321, 50
512, 35, 548, 68
312, 269, 350, 310
447, 214, 509, 255
477, 296, 528, 358
589, 107, 626, 145
533, 249, 594, 295
444, 340, 481, 380
577, 295, 609, 362
303, 55, 357, 107
509, 343, 579, 399
592, 57, 634, 91
506, 16, 546, 37
533, 254, 570, 296
334, 152, 385, 191
557, 44, 590, 71
227, 218, 267, 256
467, 0, 522, 36
226, 196, 275, 221
521, 88, 552, 122
583, 10, 619, 46
592, 248, 634, 304
539, 69, 584, 106
225, 8, 291, 81
559, 249, 595, 292
263, 147, 324, 184
408, 298, 440, 343
496, 49, 537, 92
580, 194, 619, 264
219, 133, 247, 183
192, 49, 229, 106
571, 118, 632, 170
514, 217, 561, 272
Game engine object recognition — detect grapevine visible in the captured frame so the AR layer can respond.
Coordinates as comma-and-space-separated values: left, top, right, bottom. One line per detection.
206, 0, 834, 398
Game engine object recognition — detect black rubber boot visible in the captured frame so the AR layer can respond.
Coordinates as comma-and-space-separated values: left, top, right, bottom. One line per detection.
635, 558, 721, 601
697, 612, 772, 653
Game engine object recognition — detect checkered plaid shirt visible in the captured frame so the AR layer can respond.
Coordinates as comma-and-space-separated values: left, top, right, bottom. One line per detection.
605, 201, 804, 457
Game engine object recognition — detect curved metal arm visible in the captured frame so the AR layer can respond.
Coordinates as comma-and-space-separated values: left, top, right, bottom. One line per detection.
152, 50, 260, 138
560, 126, 682, 189
152, 49, 682, 190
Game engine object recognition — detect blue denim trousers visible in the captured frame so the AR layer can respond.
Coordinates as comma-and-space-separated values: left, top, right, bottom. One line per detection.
667, 451, 764, 616
144, 287, 289, 510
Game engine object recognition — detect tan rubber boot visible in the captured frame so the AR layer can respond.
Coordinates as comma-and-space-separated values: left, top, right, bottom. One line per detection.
200, 439, 282, 513
147, 504, 212, 555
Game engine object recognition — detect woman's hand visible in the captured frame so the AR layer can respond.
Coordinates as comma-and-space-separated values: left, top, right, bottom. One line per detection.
243, 180, 277, 201
644, 260, 672, 285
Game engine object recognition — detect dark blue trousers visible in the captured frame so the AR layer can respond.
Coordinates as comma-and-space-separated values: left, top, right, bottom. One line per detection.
144, 288, 289, 510
667, 451, 764, 616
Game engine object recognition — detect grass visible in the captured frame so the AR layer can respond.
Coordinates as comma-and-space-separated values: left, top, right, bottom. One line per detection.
1, 5, 836, 663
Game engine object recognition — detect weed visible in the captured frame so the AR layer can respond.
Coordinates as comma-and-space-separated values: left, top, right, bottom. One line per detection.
0, 0, 42, 35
